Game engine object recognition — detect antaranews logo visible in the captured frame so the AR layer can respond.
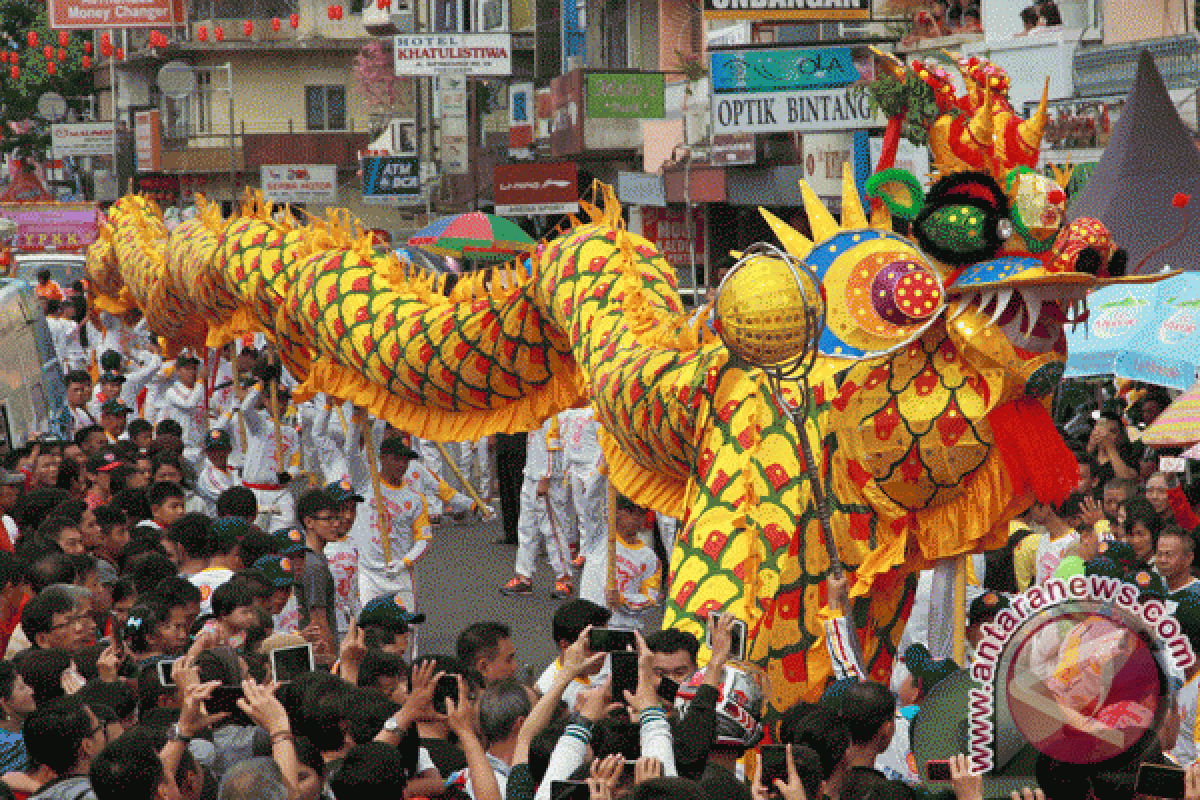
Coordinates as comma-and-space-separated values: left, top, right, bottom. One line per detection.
967, 575, 1194, 773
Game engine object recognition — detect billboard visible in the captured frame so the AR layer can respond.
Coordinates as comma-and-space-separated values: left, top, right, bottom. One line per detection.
362, 156, 424, 205
134, 110, 162, 173
702, 0, 869, 21
586, 73, 665, 119
48, 0, 186, 28
710, 84, 880, 135
0, 203, 99, 251
549, 71, 585, 158
260, 165, 338, 205
51, 123, 114, 157
493, 162, 578, 216
709, 46, 863, 93
393, 33, 512, 76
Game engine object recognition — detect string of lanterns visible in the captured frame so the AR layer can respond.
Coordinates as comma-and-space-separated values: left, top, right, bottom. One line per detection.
1, 4, 355, 82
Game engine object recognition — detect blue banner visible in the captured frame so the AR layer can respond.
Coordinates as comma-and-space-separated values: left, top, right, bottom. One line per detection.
709, 46, 860, 94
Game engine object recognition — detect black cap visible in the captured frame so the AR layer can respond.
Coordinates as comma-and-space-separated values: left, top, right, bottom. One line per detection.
325, 478, 364, 506
379, 436, 419, 459
359, 593, 426, 630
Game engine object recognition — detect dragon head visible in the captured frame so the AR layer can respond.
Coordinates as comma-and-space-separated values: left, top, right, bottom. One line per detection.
754, 58, 1169, 561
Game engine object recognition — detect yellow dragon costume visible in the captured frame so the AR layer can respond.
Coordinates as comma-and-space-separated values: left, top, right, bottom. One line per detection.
86, 56, 1159, 720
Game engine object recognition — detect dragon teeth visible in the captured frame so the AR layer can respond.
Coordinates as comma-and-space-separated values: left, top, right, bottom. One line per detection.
988, 289, 1012, 327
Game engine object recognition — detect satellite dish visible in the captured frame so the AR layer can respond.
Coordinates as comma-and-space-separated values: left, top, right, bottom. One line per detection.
37, 92, 67, 121
156, 61, 197, 97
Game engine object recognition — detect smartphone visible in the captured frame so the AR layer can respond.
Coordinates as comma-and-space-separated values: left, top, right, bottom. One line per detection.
432, 673, 461, 714
1136, 763, 1187, 798
156, 658, 178, 687
589, 627, 637, 652
608, 721, 640, 760
270, 643, 314, 683
611, 650, 639, 698
925, 760, 952, 782
706, 612, 748, 661
656, 676, 679, 703
550, 781, 590, 800
207, 685, 245, 715
760, 744, 788, 794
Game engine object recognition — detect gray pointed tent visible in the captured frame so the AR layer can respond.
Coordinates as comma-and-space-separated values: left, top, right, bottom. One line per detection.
1066, 49, 1200, 273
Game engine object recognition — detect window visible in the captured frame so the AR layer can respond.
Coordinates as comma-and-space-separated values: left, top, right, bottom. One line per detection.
306, 85, 347, 131
193, 69, 215, 134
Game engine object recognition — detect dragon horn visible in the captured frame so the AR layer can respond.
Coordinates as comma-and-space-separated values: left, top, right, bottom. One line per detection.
870, 46, 906, 81
966, 88, 994, 150
1018, 78, 1050, 151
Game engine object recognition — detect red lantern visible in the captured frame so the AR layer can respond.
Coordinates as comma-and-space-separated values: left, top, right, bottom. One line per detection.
336, 5, 345, 18
289, 12, 299, 27
42, 45, 52, 60
214, 26, 224, 41
115, 47, 124, 60
83, 40, 92, 54
271, 16, 281, 31
46, 62, 55, 75
57, 32, 68, 47
100, 41, 112, 57
57, 48, 65, 61
378, 0, 391, 9
242, 20, 253, 36
100, 33, 111, 47
8, 65, 16, 80
197, 25, 208, 41
25, 32, 37, 48
81, 55, 91, 69
0, 53, 7, 64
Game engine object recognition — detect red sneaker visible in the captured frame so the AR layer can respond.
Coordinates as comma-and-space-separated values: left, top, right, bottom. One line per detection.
500, 577, 533, 596
551, 577, 573, 598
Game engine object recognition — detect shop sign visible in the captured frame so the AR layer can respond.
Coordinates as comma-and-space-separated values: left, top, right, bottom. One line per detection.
711, 85, 879, 135
549, 71, 584, 157
0, 203, 99, 251
702, 0, 869, 21
392, 33, 512, 76
48, 0, 185, 29
260, 165, 338, 205
509, 82, 535, 156
802, 132, 854, 196
710, 46, 860, 94
133, 173, 180, 209
134, 110, 162, 173
617, 172, 666, 207
712, 133, 756, 165
641, 206, 705, 268
869, 136, 930, 187
494, 162, 579, 216
50, 123, 114, 157
363, 156, 424, 205
585, 73, 665, 119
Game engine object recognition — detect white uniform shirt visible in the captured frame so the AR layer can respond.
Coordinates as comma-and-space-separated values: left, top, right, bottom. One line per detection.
354, 477, 432, 576
558, 407, 603, 468
240, 389, 299, 486
194, 461, 237, 516
162, 381, 207, 450
190, 567, 234, 616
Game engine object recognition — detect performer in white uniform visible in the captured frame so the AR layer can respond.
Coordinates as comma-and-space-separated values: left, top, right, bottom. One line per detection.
160, 355, 207, 466
349, 436, 432, 612
501, 415, 572, 598
193, 429, 238, 517
240, 384, 299, 532
559, 406, 606, 568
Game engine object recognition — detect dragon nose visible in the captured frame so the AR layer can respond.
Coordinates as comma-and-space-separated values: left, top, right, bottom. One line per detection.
1047, 187, 1066, 205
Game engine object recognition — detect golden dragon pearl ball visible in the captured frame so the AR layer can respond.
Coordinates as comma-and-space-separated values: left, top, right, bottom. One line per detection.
715, 255, 824, 368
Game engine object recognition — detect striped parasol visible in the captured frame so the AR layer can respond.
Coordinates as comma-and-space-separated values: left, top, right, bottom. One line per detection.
408, 212, 535, 261
1143, 379, 1200, 446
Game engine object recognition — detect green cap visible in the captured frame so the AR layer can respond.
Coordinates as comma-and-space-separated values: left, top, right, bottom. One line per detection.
252, 554, 296, 588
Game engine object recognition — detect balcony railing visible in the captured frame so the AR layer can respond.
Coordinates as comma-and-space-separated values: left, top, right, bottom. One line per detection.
159, 127, 369, 172
1073, 33, 1200, 97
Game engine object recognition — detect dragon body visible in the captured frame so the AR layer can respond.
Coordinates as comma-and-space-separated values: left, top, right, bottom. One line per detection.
86, 56, 1152, 721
